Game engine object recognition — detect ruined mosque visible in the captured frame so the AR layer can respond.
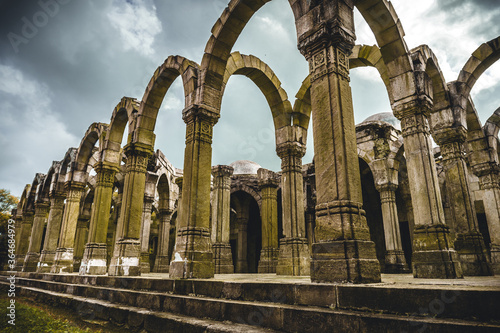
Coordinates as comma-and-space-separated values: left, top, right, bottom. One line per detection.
3, 0, 500, 331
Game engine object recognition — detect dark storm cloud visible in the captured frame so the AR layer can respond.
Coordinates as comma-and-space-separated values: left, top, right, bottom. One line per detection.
0, 0, 499, 197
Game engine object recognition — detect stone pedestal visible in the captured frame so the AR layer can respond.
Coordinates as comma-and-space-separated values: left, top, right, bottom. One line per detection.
258, 169, 279, 273
169, 107, 217, 279
23, 202, 49, 272
52, 182, 85, 273
38, 194, 65, 272
211, 165, 234, 274
377, 184, 410, 273
109, 143, 152, 276
79, 243, 107, 275
295, 2, 380, 283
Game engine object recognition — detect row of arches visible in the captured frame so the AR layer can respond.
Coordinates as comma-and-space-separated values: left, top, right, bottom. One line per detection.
10, 0, 500, 283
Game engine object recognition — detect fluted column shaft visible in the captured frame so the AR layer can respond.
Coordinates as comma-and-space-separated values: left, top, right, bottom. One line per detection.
80, 163, 118, 275
38, 194, 66, 272
436, 131, 492, 276
170, 106, 218, 279
23, 202, 49, 272
52, 181, 85, 273
377, 184, 409, 273
276, 142, 310, 275
397, 111, 462, 278
211, 165, 234, 274
109, 143, 152, 276
258, 170, 279, 273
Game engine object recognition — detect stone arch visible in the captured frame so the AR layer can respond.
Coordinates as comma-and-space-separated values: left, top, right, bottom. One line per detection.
222, 52, 292, 129
157, 173, 170, 211
18, 184, 31, 215
73, 123, 109, 174
60, 148, 77, 181
134, 56, 199, 146
458, 36, 500, 100
26, 173, 46, 211
484, 106, 500, 139
104, 97, 141, 164
38, 161, 62, 201
199, 0, 413, 112
350, 44, 390, 86
410, 45, 450, 112
466, 99, 484, 134
230, 183, 262, 209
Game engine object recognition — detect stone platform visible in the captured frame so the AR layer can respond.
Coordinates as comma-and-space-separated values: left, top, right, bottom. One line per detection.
1, 272, 499, 332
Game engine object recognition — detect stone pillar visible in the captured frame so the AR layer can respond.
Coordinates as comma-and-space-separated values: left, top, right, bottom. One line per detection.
395, 110, 462, 278
109, 143, 152, 276
434, 129, 492, 276
296, 2, 380, 283
79, 164, 118, 275
474, 165, 500, 274
23, 202, 49, 272
175, 177, 183, 230
153, 208, 173, 272
235, 216, 248, 273
169, 106, 218, 279
37, 193, 66, 272
14, 212, 34, 271
52, 181, 85, 273
376, 184, 410, 273
211, 165, 234, 274
276, 141, 310, 276
73, 216, 89, 272
257, 169, 279, 273
140, 173, 157, 273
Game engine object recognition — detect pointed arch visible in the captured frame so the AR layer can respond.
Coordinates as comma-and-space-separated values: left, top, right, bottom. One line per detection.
74, 122, 108, 173
222, 52, 292, 129
105, 97, 141, 163
199, 0, 413, 113
134, 56, 199, 146
458, 36, 500, 99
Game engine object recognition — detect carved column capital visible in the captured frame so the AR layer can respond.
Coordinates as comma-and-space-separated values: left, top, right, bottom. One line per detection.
399, 113, 431, 138
94, 163, 119, 188
34, 202, 50, 217
182, 105, 219, 145
123, 143, 153, 174
211, 165, 234, 179
297, 15, 355, 59
277, 141, 306, 173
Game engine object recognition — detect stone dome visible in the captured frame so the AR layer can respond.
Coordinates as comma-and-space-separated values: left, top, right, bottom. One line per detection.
361, 112, 401, 130
229, 160, 262, 175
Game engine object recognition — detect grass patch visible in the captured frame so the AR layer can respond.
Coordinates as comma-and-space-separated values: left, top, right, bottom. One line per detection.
0, 294, 104, 333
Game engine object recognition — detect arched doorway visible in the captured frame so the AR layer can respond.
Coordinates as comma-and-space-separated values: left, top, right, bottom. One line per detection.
359, 158, 386, 272
230, 190, 262, 273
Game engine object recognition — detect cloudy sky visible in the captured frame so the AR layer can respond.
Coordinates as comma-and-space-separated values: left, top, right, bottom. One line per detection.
0, 0, 499, 197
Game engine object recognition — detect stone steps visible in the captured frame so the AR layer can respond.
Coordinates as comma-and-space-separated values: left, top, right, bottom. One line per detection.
0, 281, 278, 333
3, 273, 500, 332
